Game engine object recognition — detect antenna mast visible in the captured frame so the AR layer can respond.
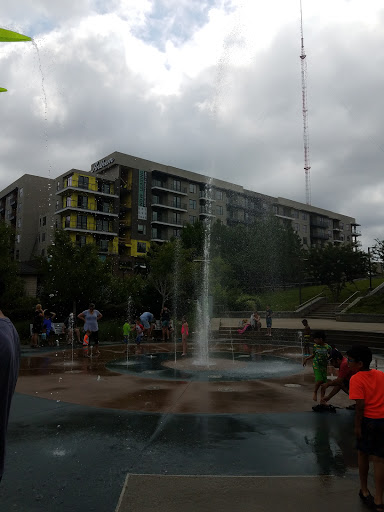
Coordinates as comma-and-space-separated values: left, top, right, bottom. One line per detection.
300, 0, 311, 205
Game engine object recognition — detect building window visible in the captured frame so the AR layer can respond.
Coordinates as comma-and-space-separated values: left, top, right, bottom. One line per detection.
173, 196, 181, 208
273, 205, 278, 214
152, 211, 159, 221
189, 184, 197, 194
303, 225, 307, 233
151, 228, 159, 239
99, 239, 109, 252
173, 180, 181, 192
42, 216, 46, 226
152, 178, 162, 188
152, 195, 160, 204
19, 188, 23, 198
76, 235, 86, 247
16, 234, 20, 243
328, 230, 332, 238
173, 229, 181, 237
42, 233, 46, 242
78, 175, 89, 189
189, 199, 196, 210
189, 215, 197, 224
101, 182, 111, 194
173, 213, 181, 224
303, 237, 308, 245
216, 205, 223, 215
66, 196, 72, 207
67, 176, 73, 187
302, 212, 307, 220
57, 181, 60, 191
340, 222, 344, 229
216, 190, 223, 200
65, 215, 71, 228
96, 219, 109, 232
77, 196, 88, 209
137, 242, 147, 253
17, 219, 21, 228
77, 214, 87, 229
138, 224, 146, 235
294, 223, 300, 232
347, 236, 350, 241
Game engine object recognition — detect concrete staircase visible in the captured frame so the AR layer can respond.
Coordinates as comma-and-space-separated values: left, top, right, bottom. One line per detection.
306, 303, 341, 319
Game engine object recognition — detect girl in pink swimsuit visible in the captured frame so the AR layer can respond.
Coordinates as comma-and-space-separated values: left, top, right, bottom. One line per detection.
181, 317, 189, 356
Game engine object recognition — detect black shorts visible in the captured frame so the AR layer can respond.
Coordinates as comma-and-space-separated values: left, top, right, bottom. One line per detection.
356, 417, 384, 458
32, 325, 42, 334
90, 331, 99, 345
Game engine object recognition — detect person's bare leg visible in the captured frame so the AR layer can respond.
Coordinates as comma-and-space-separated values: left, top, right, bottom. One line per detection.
358, 451, 370, 497
321, 384, 341, 404
313, 381, 323, 402
373, 456, 384, 505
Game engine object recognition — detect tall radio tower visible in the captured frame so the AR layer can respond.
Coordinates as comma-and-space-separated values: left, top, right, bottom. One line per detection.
300, 0, 311, 205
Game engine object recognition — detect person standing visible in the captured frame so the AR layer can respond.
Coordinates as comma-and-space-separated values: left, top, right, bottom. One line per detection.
160, 307, 171, 341
301, 319, 312, 356
0, 305, 20, 482
303, 330, 331, 402
181, 316, 189, 356
347, 345, 384, 510
265, 305, 273, 337
250, 311, 261, 331
78, 304, 102, 355
31, 303, 44, 348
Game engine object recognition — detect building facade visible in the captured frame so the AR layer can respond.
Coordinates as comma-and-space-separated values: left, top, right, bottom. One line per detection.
0, 152, 362, 269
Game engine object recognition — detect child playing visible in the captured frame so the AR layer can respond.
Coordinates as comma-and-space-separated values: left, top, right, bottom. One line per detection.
43, 310, 56, 347
83, 329, 91, 357
134, 318, 144, 353
301, 319, 311, 356
181, 317, 189, 356
123, 320, 131, 343
303, 330, 331, 402
347, 344, 384, 510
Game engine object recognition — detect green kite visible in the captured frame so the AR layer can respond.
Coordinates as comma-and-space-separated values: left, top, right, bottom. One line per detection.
0, 87, 7, 92
0, 27, 31, 42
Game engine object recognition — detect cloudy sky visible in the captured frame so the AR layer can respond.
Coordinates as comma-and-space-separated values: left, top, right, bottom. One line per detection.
0, 0, 383, 248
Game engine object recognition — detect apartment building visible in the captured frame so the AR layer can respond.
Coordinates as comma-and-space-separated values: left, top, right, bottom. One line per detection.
0, 174, 52, 260
0, 152, 361, 270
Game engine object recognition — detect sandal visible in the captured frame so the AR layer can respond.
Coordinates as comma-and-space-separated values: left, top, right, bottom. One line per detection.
359, 490, 374, 505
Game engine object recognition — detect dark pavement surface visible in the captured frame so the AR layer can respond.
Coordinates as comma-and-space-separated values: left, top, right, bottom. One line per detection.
1, 393, 365, 512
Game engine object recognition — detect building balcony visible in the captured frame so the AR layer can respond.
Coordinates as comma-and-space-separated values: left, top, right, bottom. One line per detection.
333, 226, 342, 232
56, 201, 118, 217
199, 207, 216, 217
56, 183, 118, 198
199, 192, 216, 201
333, 239, 344, 243
118, 237, 132, 246
311, 230, 329, 240
151, 201, 187, 212
151, 237, 167, 243
63, 222, 117, 237
275, 213, 294, 221
310, 218, 329, 228
151, 185, 188, 196
351, 230, 362, 236
152, 219, 183, 228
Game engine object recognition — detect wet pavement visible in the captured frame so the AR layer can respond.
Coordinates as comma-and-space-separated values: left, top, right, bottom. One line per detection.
0, 343, 378, 511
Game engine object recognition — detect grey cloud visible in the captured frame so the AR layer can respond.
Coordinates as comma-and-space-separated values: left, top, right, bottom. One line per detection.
1, 6, 384, 250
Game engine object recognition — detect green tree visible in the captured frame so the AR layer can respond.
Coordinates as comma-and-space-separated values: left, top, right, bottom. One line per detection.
305, 244, 368, 301
40, 230, 111, 313
372, 238, 384, 270
146, 240, 195, 309
0, 221, 25, 309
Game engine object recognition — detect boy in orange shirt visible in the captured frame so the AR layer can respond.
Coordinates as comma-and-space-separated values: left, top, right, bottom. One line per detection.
347, 345, 384, 511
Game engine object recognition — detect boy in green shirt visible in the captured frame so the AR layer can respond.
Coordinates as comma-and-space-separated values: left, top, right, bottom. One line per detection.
303, 330, 331, 402
123, 320, 131, 343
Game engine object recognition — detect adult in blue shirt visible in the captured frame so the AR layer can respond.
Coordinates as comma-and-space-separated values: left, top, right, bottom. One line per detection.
139, 311, 155, 339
